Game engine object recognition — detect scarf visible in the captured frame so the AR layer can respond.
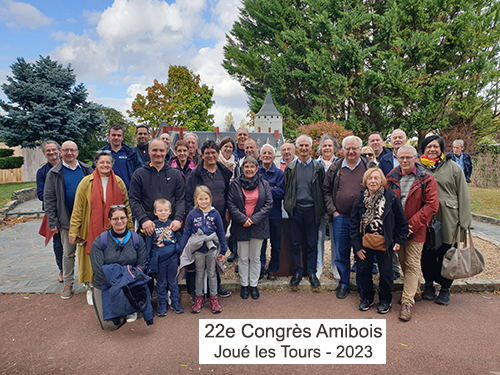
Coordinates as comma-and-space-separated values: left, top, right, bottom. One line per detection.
219, 153, 236, 172
87, 169, 125, 254
321, 155, 335, 170
420, 153, 444, 170
361, 187, 386, 234
110, 227, 129, 240
239, 172, 260, 190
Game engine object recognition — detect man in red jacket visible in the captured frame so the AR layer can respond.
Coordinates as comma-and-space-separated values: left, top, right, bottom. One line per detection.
386, 145, 439, 322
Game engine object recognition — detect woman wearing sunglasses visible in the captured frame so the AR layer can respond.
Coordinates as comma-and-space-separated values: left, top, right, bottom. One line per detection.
69, 150, 133, 305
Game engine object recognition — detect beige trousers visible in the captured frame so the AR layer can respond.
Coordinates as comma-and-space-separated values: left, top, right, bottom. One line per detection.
398, 241, 424, 306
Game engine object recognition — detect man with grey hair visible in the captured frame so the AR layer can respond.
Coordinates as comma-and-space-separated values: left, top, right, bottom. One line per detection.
37, 140, 63, 283
160, 132, 175, 163
323, 135, 376, 299
284, 135, 325, 289
380, 129, 408, 176
280, 142, 297, 171
448, 139, 472, 183
184, 132, 202, 164
258, 144, 285, 280
387, 145, 439, 321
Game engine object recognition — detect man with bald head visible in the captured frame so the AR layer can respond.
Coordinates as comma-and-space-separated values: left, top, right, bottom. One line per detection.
44, 140, 93, 299
160, 132, 175, 163
379, 129, 408, 176
234, 127, 250, 162
280, 143, 297, 171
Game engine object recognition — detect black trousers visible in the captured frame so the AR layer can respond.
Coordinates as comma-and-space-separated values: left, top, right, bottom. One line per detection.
421, 243, 453, 289
356, 248, 393, 304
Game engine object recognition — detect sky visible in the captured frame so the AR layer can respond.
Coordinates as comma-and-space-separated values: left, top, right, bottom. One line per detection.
0, 0, 249, 128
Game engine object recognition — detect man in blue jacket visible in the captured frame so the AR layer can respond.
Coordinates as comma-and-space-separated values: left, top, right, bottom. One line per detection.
99, 124, 142, 191
449, 139, 473, 183
379, 129, 408, 176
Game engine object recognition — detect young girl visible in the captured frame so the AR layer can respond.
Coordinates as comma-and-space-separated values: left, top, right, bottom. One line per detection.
179, 186, 227, 314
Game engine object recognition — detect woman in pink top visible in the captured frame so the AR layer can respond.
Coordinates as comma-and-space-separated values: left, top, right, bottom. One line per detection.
227, 157, 273, 300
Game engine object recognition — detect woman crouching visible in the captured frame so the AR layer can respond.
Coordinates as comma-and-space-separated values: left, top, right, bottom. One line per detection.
350, 168, 408, 314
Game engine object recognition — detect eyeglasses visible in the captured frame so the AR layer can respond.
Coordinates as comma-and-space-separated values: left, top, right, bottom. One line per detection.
362, 153, 373, 157
397, 156, 415, 161
344, 147, 360, 152
61, 149, 78, 153
111, 217, 127, 222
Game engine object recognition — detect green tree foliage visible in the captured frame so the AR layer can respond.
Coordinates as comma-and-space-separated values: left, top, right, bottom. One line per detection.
0, 56, 103, 149
223, 0, 500, 143
297, 121, 354, 158
223, 112, 235, 131
128, 65, 215, 133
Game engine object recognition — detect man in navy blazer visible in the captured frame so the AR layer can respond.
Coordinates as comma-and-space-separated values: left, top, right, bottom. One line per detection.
379, 129, 407, 176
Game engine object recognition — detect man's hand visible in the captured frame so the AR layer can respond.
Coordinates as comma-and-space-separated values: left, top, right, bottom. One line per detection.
68, 236, 76, 244
50, 228, 60, 234
142, 220, 155, 236
333, 212, 340, 218
169, 220, 182, 232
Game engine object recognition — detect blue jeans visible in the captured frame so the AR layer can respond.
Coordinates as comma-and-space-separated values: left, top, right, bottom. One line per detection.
52, 232, 63, 271
290, 208, 318, 276
156, 256, 180, 303
333, 215, 352, 287
260, 218, 282, 273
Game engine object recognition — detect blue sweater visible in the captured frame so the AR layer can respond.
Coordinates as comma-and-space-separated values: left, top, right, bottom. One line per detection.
257, 163, 285, 220
146, 219, 182, 273
180, 207, 227, 255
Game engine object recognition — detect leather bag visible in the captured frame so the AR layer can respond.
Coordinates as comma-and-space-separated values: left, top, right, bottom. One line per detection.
425, 218, 443, 251
441, 227, 485, 280
361, 223, 386, 252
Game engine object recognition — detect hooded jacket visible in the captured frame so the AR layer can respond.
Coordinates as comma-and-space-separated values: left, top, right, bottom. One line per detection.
129, 162, 185, 225
170, 156, 196, 179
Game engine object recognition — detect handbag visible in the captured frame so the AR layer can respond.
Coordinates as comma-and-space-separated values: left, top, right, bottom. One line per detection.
361, 224, 386, 251
420, 177, 442, 251
441, 227, 485, 279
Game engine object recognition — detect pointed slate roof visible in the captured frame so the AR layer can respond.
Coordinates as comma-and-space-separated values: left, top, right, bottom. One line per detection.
255, 89, 282, 117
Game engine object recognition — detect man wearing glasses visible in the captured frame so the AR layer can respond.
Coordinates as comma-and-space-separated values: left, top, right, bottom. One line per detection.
323, 136, 376, 299
44, 141, 93, 300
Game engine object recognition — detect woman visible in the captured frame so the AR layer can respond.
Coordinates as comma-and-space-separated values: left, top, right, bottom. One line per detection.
90, 206, 150, 331
315, 134, 340, 279
69, 150, 133, 305
170, 140, 196, 179
350, 168, 408, 314
218, 137, 236, 173
420, 135, 471, 305
228, 156, 273, 300
361, 146, 377, 164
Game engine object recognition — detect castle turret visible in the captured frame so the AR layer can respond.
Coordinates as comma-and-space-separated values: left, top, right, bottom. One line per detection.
254, 89, 282, 135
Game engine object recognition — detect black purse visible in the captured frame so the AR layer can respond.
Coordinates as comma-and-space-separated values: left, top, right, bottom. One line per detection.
421, 177, 442, 251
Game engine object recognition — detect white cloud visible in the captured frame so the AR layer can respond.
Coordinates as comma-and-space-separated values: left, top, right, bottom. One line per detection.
0, 0, 52, 29
67, 18, 77, 23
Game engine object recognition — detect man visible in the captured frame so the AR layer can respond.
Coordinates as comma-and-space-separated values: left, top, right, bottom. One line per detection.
36, 141, 63, 283
368, 132, 391, 162
323, 136, 375, 299
129, 139, 185, 237
449, 140, 473, 183
184, 132, 202, 164
234, 138, 261, 179
379, 129, 407, 176
280, 142, 297, 171
135, 125, 150, 164
258, 144, 284, 280
44, 141, 93, 299
99, 124, 143, 190
160, 132, 175, 163
284, 135, 325, 290
386, 145, 439, 321
234, 127, 250, 162
185, 140, 233, 297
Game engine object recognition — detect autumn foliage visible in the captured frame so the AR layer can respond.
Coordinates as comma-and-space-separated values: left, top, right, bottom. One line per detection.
297, 121, 354, 158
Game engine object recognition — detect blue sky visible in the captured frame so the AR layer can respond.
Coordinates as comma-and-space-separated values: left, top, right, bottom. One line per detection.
0, 0, 249, 127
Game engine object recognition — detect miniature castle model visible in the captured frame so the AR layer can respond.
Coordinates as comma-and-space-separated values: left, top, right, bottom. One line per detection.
254, 88, 283, 135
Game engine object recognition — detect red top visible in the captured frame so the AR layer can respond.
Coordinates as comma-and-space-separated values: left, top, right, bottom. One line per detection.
242, 187, 259, 218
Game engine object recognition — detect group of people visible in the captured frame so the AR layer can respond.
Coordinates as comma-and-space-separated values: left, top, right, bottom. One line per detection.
36, 124, 472, 330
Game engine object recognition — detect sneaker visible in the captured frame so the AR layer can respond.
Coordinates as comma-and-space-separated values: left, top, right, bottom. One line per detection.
358, 299, 374, 311
377, 302, 391, 314
86, 288, 93, 306
61, 284, 73, 300
435, 288, 451, 305
126, 313, 137, 322
209, 295, 222, 314
158, 300, 167, 317
422, 283, 437, 300
170, 301, 185, 314
191, 295, 203, 313
218, 286, 231, 298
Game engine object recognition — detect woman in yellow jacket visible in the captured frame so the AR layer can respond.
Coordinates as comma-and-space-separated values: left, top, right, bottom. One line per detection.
69, 150, 133, 305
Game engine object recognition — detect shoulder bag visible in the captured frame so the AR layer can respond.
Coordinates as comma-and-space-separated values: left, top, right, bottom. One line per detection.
441, 227, 485, 279
420, 176, 442, 251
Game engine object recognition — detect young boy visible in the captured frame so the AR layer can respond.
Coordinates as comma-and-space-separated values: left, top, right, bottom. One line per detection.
146, 198, 184, 316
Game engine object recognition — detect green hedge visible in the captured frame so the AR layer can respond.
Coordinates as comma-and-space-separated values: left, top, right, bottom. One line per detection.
0, 149, 15, 157
476, 144, 500, 154
0, 156, 24, 169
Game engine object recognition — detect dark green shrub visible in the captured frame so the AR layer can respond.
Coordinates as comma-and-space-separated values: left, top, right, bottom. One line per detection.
0, 149, 15, 157
0, 156, 24, 169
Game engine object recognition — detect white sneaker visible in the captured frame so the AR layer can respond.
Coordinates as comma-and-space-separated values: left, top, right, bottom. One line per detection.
86, 288, 93, 305
126, 313, 137, 322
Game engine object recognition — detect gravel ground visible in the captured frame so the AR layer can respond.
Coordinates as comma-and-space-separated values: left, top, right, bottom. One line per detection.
222, 236, 499, 283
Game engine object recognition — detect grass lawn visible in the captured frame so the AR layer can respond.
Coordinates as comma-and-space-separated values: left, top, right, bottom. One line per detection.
469, 186, 500, 220
0, 182, 36, 209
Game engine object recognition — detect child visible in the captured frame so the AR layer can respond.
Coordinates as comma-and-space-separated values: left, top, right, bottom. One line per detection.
179, 186, 227, 314
146, 198, 183, 316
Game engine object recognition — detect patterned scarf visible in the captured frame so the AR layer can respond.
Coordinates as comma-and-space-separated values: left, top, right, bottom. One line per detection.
420, 153, 444, 171
361, 187, 386, 234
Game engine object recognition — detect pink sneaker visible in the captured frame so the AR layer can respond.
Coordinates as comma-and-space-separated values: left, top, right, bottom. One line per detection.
209, 295, 222, 314
191, 295, 203, 314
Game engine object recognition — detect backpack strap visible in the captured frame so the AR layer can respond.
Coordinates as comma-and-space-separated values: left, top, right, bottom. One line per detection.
130, 231, 140, 250
100, 231, 109, 251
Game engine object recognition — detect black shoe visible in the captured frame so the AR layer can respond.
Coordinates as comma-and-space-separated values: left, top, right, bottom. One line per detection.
267, 272, 277, 281
377, 301, 391, 314
227, 252, 238, 263
358, 299, 374, 311
218, 286, 231, 298
435, 288, 450, 305
240, 286, 249, 299
393, 271, 401, 280
422, 283, 437, 300
234, 265, 239, 274
309, 274, 321, 289
336, 285, 349, 299
290, 273, 302, 287
250, 287, 260, 300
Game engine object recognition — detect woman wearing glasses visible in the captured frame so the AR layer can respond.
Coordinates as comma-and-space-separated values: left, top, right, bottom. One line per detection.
69, 150, 133, 305
361, 146, 377, 165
